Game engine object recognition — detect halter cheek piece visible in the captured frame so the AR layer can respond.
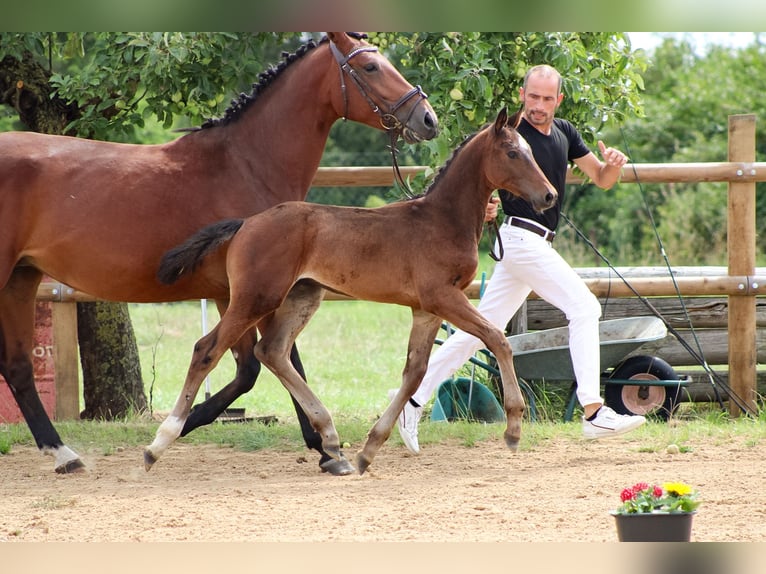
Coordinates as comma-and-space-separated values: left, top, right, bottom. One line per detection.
329, 40, 428, 132
329, 40, 429, 196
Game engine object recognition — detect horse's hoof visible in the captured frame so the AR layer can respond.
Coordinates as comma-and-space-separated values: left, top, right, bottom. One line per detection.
355, 452, 372, 475
143, 449, 158, 472
55, 459, 86, 474
320, 457, 355, 476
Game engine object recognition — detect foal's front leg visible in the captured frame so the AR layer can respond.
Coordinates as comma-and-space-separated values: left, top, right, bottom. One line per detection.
356, 309, 441, 475
439, 300, 525, 451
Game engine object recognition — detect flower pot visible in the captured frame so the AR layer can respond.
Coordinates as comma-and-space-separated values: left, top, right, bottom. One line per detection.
611, 511, 696, 542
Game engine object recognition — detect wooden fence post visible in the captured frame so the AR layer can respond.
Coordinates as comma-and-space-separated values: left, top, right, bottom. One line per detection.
52, 301, 80, 420
728, 114, 758, 415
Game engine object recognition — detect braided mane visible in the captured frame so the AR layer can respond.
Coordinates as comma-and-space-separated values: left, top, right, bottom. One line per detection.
196, 33, 367, 131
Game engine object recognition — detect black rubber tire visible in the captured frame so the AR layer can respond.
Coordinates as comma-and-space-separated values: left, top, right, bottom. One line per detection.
604, 355, 682, 421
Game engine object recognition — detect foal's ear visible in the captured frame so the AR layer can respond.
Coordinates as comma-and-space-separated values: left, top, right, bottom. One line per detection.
508, 106, 523, 129
494, 107, 509, 134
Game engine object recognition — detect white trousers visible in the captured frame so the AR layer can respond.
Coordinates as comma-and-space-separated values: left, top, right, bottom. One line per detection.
411, 219, 604, 409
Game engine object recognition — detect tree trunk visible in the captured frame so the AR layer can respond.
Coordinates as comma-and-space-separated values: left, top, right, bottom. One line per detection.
1, 49, 146, 420
77, 302, 146, 419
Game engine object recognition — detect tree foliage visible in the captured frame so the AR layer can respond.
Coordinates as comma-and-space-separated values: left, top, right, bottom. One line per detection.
372, 32, 646, 164
0, 32, 299, 141
578, 35, 766, 266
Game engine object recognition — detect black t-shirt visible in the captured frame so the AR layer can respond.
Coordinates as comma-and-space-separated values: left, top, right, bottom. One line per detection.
499, 116, 590, 232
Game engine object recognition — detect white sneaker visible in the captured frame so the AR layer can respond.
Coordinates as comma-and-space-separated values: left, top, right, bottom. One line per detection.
388, 389, 423, 454
582, 405, 646, 439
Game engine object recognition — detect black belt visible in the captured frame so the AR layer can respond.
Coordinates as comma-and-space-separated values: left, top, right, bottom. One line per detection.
507, 217, 555, 242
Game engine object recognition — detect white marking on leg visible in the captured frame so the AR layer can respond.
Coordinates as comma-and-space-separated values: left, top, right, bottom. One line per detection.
42, 445, 81, 471
147, 415, 186, 461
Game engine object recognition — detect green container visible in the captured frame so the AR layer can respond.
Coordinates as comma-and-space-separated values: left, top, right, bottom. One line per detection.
431, 377, 505, 423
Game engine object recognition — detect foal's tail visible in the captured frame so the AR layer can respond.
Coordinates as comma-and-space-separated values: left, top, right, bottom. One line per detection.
157, 218, 245, 285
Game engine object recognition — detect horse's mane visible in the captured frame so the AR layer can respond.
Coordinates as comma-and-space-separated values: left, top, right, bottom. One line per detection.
192, 33, 367, 131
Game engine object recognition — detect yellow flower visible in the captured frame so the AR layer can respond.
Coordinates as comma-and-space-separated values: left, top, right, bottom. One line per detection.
663, 482, 693, 496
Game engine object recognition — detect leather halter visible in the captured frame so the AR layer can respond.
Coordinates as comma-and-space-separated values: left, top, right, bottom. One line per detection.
329, 40, 428, 129
329, 40, 429, 196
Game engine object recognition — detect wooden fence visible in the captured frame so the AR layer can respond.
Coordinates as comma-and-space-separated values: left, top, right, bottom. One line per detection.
36, 114, 765, 419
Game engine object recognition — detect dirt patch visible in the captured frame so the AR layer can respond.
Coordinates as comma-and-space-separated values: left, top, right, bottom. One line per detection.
1, 434, 764, 542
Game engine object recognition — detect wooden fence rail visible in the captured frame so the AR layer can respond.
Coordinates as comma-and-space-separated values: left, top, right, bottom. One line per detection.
34, 115, 764, 419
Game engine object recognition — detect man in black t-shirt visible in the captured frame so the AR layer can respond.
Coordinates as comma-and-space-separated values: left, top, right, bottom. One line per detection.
389, 64, 646, 453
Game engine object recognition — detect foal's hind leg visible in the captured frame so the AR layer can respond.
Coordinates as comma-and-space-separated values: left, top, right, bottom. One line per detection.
356, 309, 442, 475
285, 343, 354, 475
255, 282, 345, 464
144, 312, 257, 470
180, 295, 353, 475
0, 267, 84, 473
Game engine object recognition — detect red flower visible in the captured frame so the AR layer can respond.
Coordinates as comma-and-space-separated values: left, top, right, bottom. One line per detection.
620, 488, 635, 502
652, 485, 663, 498
632, 482, 649, 493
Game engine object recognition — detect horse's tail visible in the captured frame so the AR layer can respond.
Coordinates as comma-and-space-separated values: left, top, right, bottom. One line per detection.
157, 218, 245, 285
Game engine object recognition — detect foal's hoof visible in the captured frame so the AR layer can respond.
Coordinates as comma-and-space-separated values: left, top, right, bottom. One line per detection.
55, 459, 86, 474
355, 452, 372, 476
503, 433, 520, 452
143, 449, 158, 472
320, 457, 355, 476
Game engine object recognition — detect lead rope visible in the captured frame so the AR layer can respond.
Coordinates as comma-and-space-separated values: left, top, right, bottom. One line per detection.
488, 219, 504, 261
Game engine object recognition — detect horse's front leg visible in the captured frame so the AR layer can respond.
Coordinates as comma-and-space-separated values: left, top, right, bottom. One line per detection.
144, 317, 249, 471
0, 267, 84, 474
356, 309, 441, 475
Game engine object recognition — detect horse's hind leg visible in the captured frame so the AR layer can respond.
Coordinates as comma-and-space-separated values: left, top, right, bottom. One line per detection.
0, 267, 84, 473
356, 309, 441, 475
180, 302, 261, 435
280, 343, 354, 475
255, 282, 345, 465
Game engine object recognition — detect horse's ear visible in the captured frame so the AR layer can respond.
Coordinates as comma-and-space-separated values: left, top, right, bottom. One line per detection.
327, 32, 353, 51
494, 107, 509, 134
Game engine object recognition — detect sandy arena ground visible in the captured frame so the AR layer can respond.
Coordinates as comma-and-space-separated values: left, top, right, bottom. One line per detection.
1, 431, 764, 543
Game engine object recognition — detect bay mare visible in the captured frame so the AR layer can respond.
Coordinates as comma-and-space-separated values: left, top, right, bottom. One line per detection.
147, 108, 557, 474
0, 32, 438, 475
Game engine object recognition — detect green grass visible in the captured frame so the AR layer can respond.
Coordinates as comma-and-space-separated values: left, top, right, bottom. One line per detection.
3, 406, 765, 456
130, 299, 420, 422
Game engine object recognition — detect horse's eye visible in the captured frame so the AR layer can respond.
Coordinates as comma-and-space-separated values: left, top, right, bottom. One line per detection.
507, 150, 519, 159
364, 63, 378, 73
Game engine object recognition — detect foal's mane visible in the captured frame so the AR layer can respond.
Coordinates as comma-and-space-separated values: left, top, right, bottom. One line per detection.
417, 128, 482, 198
195, 33, 367, 131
